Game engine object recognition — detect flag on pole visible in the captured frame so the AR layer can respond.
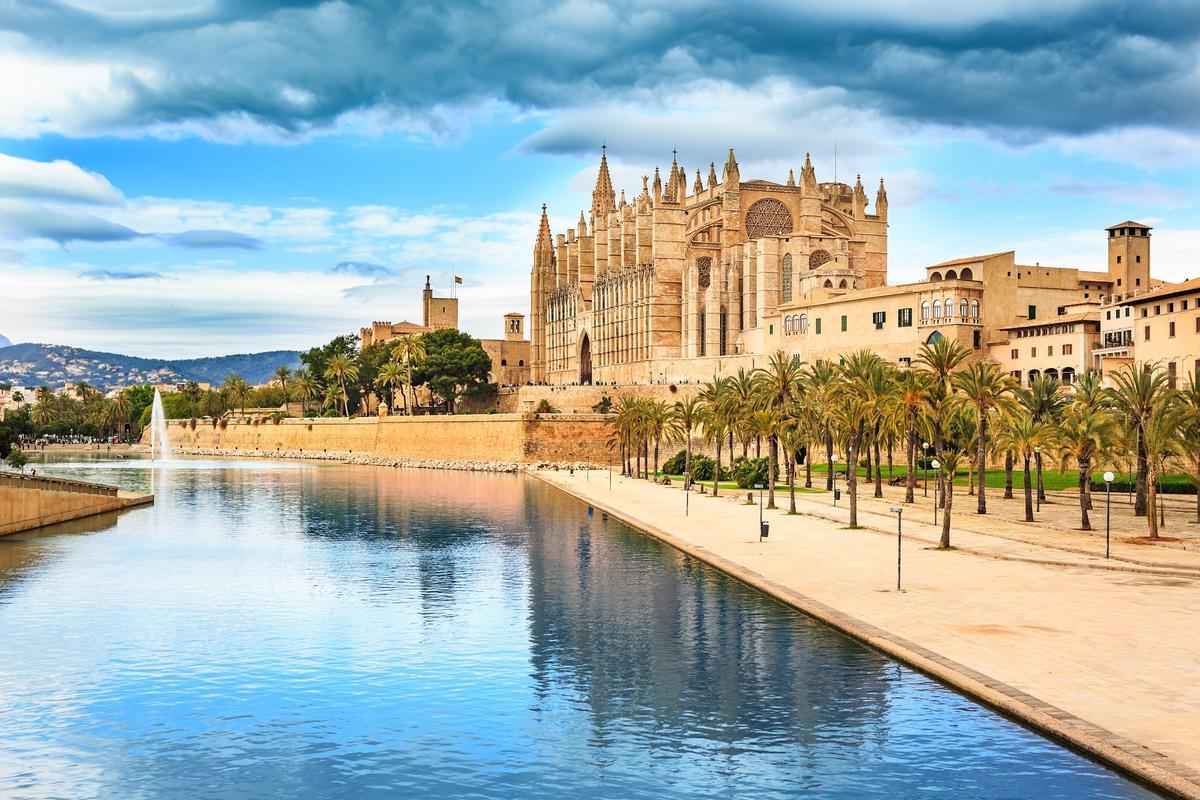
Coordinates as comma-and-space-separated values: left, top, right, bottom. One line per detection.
454, 275, 463, 284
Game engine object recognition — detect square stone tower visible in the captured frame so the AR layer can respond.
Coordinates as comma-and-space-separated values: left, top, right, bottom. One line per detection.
422, 275, 459, 330
1107, 221, 1151, 297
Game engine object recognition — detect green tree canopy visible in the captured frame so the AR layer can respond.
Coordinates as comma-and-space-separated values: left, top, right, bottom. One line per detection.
412, 329, 492, 413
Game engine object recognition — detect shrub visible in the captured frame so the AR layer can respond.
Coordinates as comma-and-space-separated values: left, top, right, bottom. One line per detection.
732, 455, 769, 489
533, 399, 558, 414
662, 449, 687, 475
5, 448, 29, 474
591, 395, 613, 413
688, 454, 729, 482
1090, 477, 1196, 495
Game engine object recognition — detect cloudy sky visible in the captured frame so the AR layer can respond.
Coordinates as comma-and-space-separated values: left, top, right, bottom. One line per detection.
1, 0, 1198, 357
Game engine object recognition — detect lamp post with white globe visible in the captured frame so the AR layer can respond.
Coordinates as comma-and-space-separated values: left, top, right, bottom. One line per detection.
1104, 470, 1115, 559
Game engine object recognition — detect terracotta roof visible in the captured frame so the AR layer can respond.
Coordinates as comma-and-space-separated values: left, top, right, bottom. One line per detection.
929, 251, 1013, 268
1106, 220, 1153, 231
1118, 277, 1200, 304
997, 311, 1100, 331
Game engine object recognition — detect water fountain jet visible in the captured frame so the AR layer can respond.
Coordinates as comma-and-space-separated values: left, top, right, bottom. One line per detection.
150, 388, 173, 461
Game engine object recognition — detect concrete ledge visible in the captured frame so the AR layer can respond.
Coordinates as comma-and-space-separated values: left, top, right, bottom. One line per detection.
0, 476, 152, 536
533, 472, 1200, 800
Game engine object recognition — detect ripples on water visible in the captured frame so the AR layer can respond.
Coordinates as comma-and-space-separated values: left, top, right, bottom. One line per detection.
0, 456, 1157, 799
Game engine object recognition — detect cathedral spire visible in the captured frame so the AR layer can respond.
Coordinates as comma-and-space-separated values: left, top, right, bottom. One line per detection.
786, 168, 795, 187
800, 152, 818, 192
592, 145, 615, 216
578, 209, 588, 238
722, 148, 739, 185
694, 169, 703, 195
533, 204, 553, 272
707, 162, 718, 189
876, 177, 888, 216
652, 167, 662, 204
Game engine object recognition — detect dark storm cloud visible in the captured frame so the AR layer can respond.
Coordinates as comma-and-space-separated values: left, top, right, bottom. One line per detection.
156, 229, 263, 249
2, 0, 1198, 146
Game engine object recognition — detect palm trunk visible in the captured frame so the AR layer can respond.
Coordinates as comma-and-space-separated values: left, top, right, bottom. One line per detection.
873, 432, 883, 498
767, 434, 778, 510
1079, 456, 1092, 530
1147, 470, 1159, 538
1004, 450, 1014, 499
1023, 455, 1034, 522
848, 424, 861, 528
1135, 433, 1148, 517
788, 450, 797, 513
976, 413, 987, 512
804, 446, 812, 488
713, 437, 722, 497
653, 439, 660, 478
905, 428, 916, 503
1036, 452, 1046, 502
940, 473, 953, 548
825, 429, 834, 491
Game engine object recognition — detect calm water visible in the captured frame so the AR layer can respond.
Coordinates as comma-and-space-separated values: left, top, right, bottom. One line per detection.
0, 455, 1157, 799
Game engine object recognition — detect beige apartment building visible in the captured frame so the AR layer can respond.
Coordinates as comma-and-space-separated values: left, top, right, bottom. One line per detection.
988, 308, 1101, 387
1098, 273, 1200, 389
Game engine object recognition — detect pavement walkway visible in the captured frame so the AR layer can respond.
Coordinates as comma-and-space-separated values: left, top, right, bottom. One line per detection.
534, 467, 1200, 799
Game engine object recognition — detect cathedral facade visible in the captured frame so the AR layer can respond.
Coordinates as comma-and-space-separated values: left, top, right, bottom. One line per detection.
530, 148, 889, 385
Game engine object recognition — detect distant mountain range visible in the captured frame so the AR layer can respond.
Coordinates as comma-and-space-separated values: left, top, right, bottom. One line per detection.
0, 343, 302, 391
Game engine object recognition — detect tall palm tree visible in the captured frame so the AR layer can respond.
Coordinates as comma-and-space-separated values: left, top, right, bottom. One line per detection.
751, 351, 805, 509
748, 408, 783, 506
917, 337, 970, 506
804, 360, 840, 491
1142, 397, 1187, 539
222, 374, 252, 414
952, 360, 1018, 514
832, 350, 884, 528
376, 361, 406, 415
996, 416, 1055, 522
1056, 403, 1120, 530
1022, 373, 1066, 504
271, 366, 293, 413
392, 334, 427, 415
885, 369, 932, 503
674, 396, 703, 487
699, 377, 734, 496
728, 367, 757, 458
933, 447, 967, 548
1108, 363, 1169, 517
643, 400, 680, 478
324, 353, 359, 417
110, 392, 133, 440
1179, 372, 1200, 523
292, 369, 317, 417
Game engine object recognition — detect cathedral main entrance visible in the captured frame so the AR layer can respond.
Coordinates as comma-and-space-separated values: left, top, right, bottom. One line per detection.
579, 333, 592, 385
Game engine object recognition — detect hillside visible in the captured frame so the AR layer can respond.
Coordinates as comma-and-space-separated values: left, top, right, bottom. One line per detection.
0, 343, 302, 391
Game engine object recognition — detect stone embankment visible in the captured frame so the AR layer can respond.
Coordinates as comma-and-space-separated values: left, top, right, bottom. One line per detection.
173, 446, 601, 474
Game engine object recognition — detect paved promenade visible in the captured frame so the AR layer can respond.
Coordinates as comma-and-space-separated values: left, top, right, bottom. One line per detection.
533, 468, 1200, 799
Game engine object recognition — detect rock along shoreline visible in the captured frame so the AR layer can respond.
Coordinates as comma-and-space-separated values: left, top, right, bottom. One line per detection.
169, 446, 602, 474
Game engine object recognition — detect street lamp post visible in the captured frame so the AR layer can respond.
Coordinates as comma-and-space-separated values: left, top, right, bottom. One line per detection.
922, 441, 930, 497
890, 507, 904, 591
685, 474, 690, 517
931, 459, 941, 526
755, 482, 767, 541
1104, 470, 1114, 559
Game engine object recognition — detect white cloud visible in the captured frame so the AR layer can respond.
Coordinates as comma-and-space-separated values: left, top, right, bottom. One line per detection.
0, 153, 123, 204
1059, 127, 1200, 170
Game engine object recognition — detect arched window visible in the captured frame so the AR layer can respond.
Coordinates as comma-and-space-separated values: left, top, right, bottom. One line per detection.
1062, 367, 1076, 385
799, 313, 808, 332
500, 359, 507, 366
926, 331, 944, 344
519, 359, 524, 366
781, 254, 793, 303
720, 306, 728, 355
921, 301, 930, 320
945, 269, 958, 280
838, 279, 848, 288
959, 298, 969, 319
930, 271, 943, 282
932, 300, 942, 319
823, 279, 833, 288
809, 249, 831, 269
944, 297, 953, 317
1045, 368, 1060, 382
960, 267, 973, 280
971, 299, 980, 319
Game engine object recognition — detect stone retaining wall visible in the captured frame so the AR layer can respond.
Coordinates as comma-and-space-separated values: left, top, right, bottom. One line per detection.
0, 474, 150, 536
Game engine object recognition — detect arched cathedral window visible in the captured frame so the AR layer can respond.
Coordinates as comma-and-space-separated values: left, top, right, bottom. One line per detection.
697, 257, 712, 289
809, 249, 831, 269
781, 254, 793, 303
744, 199, 794, 239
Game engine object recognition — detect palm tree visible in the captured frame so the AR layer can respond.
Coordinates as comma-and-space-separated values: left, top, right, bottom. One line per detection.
917, 337, 969, 507
833, 350, 885, 528
643, 400, 679, 478
751, 351, 805, 509
728, 367, 757, 458
1022, 373, 1066, 504
996, 416, 1055, 522
221, 374, 253, 414
1179, 372, 1200, 523
1056, 403, 1120, 530
1109, 363, 1169, 517
392, 334, 427, 415
324, 353, 359, 417
886, 369, 932, 503
952, 360, 1018, 514
699, 377, 734, 496
934, 447, 967, 548
748, 408, 783, 505
1142, 398, 1187, 539
271, 366, 293, 414
292, 369, 317, 417
110, 392, 133, 440
804, 360, 840, 491
376, 360, 406, 415
674, 396, 703, 486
